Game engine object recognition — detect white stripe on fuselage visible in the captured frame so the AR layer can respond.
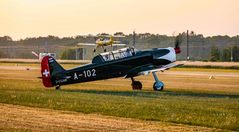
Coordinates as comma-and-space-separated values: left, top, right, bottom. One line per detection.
156, 47, 176, 62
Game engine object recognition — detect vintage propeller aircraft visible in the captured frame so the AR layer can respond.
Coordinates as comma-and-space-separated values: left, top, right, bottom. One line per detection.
77, 35, 126, 52
41, 36, 182, 91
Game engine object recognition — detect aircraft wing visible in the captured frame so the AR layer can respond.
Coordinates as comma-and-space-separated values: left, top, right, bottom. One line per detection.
112, 44, 127, 46
138, 63, 183, 75
77, 43, 126, 46
124, 63, 183, 78
77, 43, 96, 46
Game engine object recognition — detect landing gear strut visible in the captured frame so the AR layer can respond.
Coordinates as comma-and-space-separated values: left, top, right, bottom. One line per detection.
55, 85, 61, 90
101, 46, 107, 52
131, 77, 142, 90
152, 72, 164, 91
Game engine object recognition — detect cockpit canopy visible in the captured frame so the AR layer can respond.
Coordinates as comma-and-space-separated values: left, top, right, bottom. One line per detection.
92, 47, 135, 63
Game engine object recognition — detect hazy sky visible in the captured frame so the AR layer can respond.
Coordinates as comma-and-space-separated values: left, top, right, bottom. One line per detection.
0, 0, 239, 40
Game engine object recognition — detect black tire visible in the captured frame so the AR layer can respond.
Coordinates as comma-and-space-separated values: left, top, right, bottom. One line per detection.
153, 82, 164, 91
104, 49, 107, 52
131, 81, 142, 90
55, 85, 61, 90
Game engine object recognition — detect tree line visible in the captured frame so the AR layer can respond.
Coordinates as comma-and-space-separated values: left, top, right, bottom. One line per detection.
210, 45, 239, 62
0, 31, 239, 61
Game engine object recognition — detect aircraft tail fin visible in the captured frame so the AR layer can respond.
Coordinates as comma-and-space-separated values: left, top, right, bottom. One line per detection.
41, 56, 65, 87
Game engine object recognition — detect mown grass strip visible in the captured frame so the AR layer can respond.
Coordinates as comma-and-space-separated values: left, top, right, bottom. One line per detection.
0, 79, 238, 131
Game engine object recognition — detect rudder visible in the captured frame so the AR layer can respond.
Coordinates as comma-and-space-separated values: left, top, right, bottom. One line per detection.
41, 56, 65, 87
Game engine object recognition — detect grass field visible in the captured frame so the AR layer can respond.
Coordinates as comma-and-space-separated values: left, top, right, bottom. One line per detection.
0, 63, 239, 131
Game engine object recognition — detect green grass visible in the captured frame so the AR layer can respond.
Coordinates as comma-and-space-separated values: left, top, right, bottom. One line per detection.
0, 79, 238, 131
180, 65, 239, 70
0, 62, 39, 67
172, 67, 239, 73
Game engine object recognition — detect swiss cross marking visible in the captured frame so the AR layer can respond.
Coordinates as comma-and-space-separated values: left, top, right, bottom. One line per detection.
43, 69, 50, 77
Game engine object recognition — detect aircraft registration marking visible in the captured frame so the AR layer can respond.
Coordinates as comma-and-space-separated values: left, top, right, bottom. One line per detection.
56, 79, 67, 84
83, 69, 96, 78
73, 69, 96, 80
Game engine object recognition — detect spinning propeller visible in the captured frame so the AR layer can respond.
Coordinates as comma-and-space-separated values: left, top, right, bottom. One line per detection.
174, 35, 182, 54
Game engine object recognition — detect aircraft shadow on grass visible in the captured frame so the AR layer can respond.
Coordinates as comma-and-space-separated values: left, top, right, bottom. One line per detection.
61, 89, 239, 99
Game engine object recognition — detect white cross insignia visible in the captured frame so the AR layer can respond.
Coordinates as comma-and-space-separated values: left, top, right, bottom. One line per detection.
43, 69, 50, 77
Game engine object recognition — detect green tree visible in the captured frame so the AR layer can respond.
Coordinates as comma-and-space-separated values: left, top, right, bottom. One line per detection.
61, 49, 76, 60
232, 45, 239, 62
210, 45, 220, 61
114, 32, 125, 37
221, 48, 231, 61
0, 51, 4, 58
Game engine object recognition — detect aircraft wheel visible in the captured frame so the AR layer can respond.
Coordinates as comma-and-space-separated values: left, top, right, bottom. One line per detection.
153, 82, 164, 91
104, 49, 107, 52
93, 49, 96, 52
55, 85, 61, 90
131, 81, 142, 90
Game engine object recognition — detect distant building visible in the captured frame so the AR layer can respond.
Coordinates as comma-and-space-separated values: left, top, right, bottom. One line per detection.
39, 53, 56, 60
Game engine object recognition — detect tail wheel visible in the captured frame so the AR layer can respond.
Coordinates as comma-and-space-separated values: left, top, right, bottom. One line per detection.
55, 85, 61, 90
131, 81, 142, 90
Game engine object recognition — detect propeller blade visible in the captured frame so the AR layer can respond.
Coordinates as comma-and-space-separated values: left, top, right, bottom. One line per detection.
174, 35, 182, 54
31, 51, 39, 57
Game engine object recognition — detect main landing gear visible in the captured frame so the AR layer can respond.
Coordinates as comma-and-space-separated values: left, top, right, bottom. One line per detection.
55, 85, 61, 90
131, 77, 142, 90
102, 46, 107, 52
152, 72, 164, 91
130, 72, 164, 91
